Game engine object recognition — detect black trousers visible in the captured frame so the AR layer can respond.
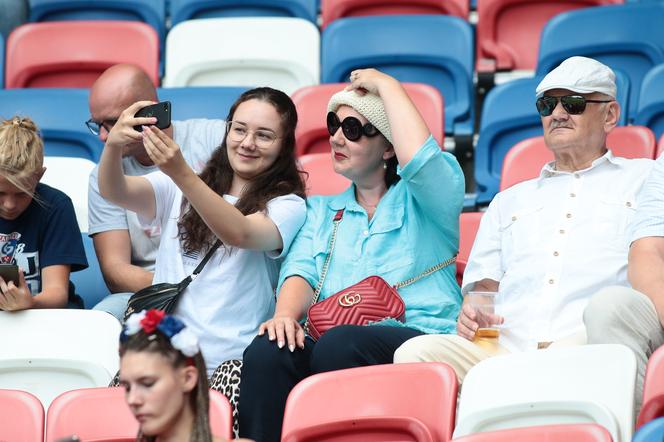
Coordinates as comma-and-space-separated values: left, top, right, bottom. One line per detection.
238, 324, 424, 442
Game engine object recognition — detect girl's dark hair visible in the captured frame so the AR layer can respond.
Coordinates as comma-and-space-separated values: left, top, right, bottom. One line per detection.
385, 150, 400, 188
178, 87, 305, 253
120, 331, 211, 442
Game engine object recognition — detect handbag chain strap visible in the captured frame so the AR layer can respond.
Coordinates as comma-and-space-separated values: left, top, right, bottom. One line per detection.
189, 239, 222, 281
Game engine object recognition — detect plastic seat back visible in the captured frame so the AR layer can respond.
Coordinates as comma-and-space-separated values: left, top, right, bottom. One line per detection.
0, 389, 44, 442
0, 310, 120, 409
0, 88, 101, 161
321, 0, 468, 28
6, 21, 159, 88
456, 344, 636, 442
70, 233, 112, 309
634, 417, 664, 442
298, 153, 352, 196
537, 3, 664, 120
282, 363, 458, 442
500, 126, 656, 191
637, 346, 664, 428
45, 387, 232, 441
321, 15, 474, 136
458, 212, 484, 286
42, 157, 95, 232
170, 0, 317, 26
292, 82, 444, 156
164, 17, 319, 95
453, 423, 613, 442
476, 0, 620, 72
635, 64, 664, 140
0, 33, 4, 87
157, 86, 247, 121
658, 134, 664, 159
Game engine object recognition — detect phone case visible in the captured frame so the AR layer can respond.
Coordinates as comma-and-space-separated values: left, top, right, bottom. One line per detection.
134, 101, 171, 132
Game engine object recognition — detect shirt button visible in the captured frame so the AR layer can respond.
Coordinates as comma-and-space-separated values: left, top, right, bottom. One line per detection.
363, 230, 369, 236
553, 251, 559, 257
566, 213, 572, 218
626, 201, 632, 207
560, 229, 565, 234
574, 173, 580, 179
570, 193, 576, 198
512, 215, 517, 221
549, 279, 555, 284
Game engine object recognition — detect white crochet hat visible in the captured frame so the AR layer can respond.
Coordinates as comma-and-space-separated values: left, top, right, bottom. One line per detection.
327, 89, 392, 144
536, 56, 617, 98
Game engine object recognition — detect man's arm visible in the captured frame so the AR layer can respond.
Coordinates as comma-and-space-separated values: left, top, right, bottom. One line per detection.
629, 237, 664, 327
93, 230, 153, 293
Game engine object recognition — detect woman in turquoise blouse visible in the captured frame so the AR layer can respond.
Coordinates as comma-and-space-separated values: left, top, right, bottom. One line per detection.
239, 69, 464, 441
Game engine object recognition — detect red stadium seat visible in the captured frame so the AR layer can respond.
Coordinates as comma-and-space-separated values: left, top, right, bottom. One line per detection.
45, 387, 232, 441
299, 152, 352, 196
637, 346, 664, 429
6, 21, 159, 88
321, 0, 468, 28
281, 363, 458, 442
657, 133, 664, 159
458, 212, 484, 286
476, 0, 621, 73
0, 389, 44, 442
453, 423, 613, 442
292, 82, 444, 156
500, 126, 656, 191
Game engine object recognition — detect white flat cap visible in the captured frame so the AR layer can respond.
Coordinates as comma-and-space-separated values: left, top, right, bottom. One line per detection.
536, 56, 617, 98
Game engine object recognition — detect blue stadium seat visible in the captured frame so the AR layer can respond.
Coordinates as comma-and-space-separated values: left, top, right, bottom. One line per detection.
635, 63, 664, 140
321, 15, 475, 137
0, 88, 102, 161
0, 33, 4, 87
157, 86, 248, 121
474, 72, 630, 204
633, 417, 664, 442
537, 2, 664, 122
170, 0, 317, 26
71, 234, 111, 309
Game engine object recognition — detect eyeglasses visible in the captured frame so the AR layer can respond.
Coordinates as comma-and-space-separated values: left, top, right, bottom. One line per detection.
535, 95, 614, 117
226, 121, 280, 148
85, 118, 118, 136
327, 112, 379, 141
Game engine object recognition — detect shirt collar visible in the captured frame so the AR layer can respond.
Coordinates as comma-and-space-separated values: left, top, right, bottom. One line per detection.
538, 149, 618, 180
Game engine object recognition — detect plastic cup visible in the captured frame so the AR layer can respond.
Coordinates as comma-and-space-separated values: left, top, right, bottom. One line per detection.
466, 291, 500, 339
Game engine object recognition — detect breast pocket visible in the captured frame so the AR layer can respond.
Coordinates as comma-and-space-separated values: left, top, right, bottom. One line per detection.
500, 206, 544, 262
594, 197, 637, 248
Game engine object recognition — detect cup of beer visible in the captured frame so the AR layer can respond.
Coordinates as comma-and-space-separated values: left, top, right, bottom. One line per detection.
466, 291, 500, 339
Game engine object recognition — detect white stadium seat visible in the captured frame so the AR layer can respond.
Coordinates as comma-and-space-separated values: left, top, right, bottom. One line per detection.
42, 156, 95, 232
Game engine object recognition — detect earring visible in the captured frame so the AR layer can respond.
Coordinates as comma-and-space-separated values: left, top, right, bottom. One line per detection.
383, 161, 387, 170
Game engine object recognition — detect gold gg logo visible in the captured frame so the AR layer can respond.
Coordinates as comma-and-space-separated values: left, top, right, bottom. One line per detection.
338, 292, 362, 307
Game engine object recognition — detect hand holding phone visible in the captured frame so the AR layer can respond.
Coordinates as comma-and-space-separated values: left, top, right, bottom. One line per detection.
133, 101, 172, 132
0, 264, 20, 286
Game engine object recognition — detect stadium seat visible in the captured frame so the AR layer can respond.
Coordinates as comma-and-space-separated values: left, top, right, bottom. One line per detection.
0, 33, 4, 87
45, 387, 233, 441
635, 63, 664, 140
537, 2, 664, 121
633, 417, 664, 442
42, 157, 95, 232
0, 309, 120, 409
321, 0, 469, 28
474, 72, 630, 204
658, 134, 664, 159
292, 82, 445, 156
321, 15, 474, 137
458, 212, 483, 286
164, 17, 319, 95
476, 0, 620, 73
28, 0, 166, 43
453, 423, 613, 442
282, 363, 458, 441
0, 88, 101, 161
170, 0, 317, 26
5, 21, 159, 88
158, 86, 247, 121
637, 345, 664, 428
455, 345, 636, 442
71, 233, 112, 309
299, 153, 352, 196
0, 389, 44, 442
500, 126, 657, 191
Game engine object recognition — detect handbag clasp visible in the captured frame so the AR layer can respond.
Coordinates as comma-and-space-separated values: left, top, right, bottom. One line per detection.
338, 292, 362, 307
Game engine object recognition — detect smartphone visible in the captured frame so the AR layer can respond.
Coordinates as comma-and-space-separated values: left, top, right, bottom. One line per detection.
134, 101, 172, 132
0, 264, 19, 286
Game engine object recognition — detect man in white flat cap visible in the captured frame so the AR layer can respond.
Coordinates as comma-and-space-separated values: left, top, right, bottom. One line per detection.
394, 56, 654, 382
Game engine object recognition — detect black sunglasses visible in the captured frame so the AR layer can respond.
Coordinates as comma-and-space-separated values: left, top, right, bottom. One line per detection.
536, 95, 613, 117
85, 118, 118, 136
326, 111, 379, 141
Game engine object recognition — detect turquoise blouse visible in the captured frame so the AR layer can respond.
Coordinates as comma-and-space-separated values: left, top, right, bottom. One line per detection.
278, 136, 464, 334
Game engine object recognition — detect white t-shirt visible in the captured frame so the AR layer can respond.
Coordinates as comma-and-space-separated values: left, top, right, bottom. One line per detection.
142, 172, 306, 375
88, 119, 225, 271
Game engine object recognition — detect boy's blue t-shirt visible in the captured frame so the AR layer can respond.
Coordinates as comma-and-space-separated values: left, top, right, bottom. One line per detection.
0, 183, 87, 300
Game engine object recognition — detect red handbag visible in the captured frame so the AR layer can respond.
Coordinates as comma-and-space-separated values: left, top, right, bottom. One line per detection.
304, 209, 456, 341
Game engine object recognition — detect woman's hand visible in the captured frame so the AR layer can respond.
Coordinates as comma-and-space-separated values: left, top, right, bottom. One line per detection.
142, 126, 190, 178
346, 68, 399, 97
105, 101, 157, 150
0, 269, 34, 311
258, 315, 306, 352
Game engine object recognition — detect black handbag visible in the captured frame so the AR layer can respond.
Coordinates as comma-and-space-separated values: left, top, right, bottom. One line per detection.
123, 240, 221, 321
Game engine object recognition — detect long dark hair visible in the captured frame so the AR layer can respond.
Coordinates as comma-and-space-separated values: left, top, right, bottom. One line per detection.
178, 87, 305, 253
119, 330, 211, 442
